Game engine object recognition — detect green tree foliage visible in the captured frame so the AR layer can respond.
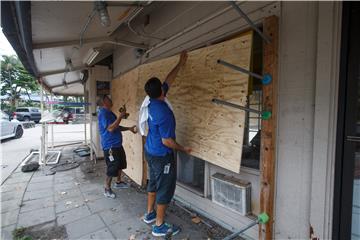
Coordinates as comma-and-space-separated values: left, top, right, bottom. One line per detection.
0, 55, 39, 110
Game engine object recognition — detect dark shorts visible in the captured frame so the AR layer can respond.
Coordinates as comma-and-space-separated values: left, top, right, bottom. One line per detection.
104, 146, 127, 177
145, 150, 176, 205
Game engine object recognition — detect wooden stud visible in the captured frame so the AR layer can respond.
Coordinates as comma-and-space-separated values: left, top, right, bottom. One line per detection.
259, 16, 279, 240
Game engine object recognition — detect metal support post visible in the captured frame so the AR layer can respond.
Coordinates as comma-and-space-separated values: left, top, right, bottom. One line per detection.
40, 83, 45, 165
89, 112, 95, 163
84, 85, 87, 145
229, 1, 271, 44
50, 94, 54, 149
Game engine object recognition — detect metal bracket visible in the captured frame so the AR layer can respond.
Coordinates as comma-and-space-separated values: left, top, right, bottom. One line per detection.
229, 1, 271, 44
212, 98, 260, 114
217, 59, 272, 85
212, 98, 271, 120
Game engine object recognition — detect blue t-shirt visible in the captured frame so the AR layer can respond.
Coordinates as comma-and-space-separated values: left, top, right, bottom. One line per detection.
98, 107, 122, 150
145, 83, 176, 156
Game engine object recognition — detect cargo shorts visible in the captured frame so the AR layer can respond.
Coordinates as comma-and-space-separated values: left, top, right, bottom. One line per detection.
103, 146, 127, 177
145, 150, 176, 205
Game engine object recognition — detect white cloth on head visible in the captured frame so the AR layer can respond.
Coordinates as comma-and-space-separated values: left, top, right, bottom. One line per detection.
138, 96, 174, 136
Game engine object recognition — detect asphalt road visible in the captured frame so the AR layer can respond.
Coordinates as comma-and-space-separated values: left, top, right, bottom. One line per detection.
0, 124, 89, 184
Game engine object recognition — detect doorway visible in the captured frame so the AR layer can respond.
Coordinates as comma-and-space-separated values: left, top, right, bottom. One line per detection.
333, 2, 360, 239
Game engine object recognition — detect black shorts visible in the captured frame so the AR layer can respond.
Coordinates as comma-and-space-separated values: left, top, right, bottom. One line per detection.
104, 146, 127, 177
145, 150, 176, 205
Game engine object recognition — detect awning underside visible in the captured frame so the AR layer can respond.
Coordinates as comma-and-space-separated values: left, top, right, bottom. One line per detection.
1, 1, 279, 96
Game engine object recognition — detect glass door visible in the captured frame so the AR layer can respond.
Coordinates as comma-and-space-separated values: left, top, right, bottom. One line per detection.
333, 2, 360, 239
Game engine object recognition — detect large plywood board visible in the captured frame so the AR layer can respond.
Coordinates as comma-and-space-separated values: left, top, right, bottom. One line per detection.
111, 32, 252, 177
111, 69, 143, 185
137, 32, 252, 173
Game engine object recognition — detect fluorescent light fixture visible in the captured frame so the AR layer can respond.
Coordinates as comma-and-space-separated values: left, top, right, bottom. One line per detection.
83, 48, 100, 66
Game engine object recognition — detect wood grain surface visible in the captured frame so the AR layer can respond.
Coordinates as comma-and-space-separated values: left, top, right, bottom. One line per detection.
111, 31, 253, 179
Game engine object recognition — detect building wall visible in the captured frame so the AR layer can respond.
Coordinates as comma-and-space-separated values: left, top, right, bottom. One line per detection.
109, 1, 341, 239
274, 2, 318, 238
274, 2, 341, 239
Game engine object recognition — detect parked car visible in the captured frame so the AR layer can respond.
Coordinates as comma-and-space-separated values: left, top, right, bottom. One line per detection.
62, 108, 73, 124
0, 111, 24, 140
13, 107, 41, 123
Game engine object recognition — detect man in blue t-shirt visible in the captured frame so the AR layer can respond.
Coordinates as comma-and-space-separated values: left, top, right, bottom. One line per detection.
98, 95, 137, 199
142, 52, 192, 237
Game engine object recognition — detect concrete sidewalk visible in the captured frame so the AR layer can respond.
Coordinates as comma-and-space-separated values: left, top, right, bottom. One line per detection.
1, 146, 231, 240
1, 123, 90, 184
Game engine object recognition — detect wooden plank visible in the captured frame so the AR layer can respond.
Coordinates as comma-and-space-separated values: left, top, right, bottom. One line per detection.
259, 16, 278, 240
137, 32, 253, 173
111, 69, 143, 185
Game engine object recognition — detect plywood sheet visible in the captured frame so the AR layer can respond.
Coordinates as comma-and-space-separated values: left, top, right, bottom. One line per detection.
111, 32, 253, 176
111, 69, 143, 185
137, 32, 253, 173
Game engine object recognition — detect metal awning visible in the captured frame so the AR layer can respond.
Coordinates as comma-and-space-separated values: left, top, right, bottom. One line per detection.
1, 1, 278, 96
1, 1, 147, 96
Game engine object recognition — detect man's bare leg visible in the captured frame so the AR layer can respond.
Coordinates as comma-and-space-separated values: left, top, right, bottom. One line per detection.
116, 169, 122, 183
105, 176, 112, 190
155, 204, 167, 226
147, 192, 156, 213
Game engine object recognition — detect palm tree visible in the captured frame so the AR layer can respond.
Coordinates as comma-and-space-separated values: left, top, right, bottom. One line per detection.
0, 55, 39, 109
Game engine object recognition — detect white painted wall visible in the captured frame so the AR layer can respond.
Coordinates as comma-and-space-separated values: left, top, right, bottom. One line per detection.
274, 2, 341, 238
275, 2, 318, 238
86, 65, 112, 158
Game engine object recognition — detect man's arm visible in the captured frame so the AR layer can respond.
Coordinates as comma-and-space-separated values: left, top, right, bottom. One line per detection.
107, 112, 126, 132
162, 138, 192, 154
164, 51, 188, 87
119, 125, 137, 133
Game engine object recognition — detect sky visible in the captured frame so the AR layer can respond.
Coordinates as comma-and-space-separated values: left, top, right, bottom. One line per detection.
0, 28, 16, 57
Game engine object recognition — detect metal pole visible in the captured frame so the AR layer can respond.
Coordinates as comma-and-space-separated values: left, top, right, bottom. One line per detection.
50, 94, 54, 149
40, 84, 45, 165
89, 108, 94, 163
84, 85, 87, 145
40, 83, 44, 113
45, 123, 48, 156
229, 1, 271, 43
212, 98, 262, 114
218, 59, 263, 80
223, 221, 258, 240
44, 93, 48, 157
